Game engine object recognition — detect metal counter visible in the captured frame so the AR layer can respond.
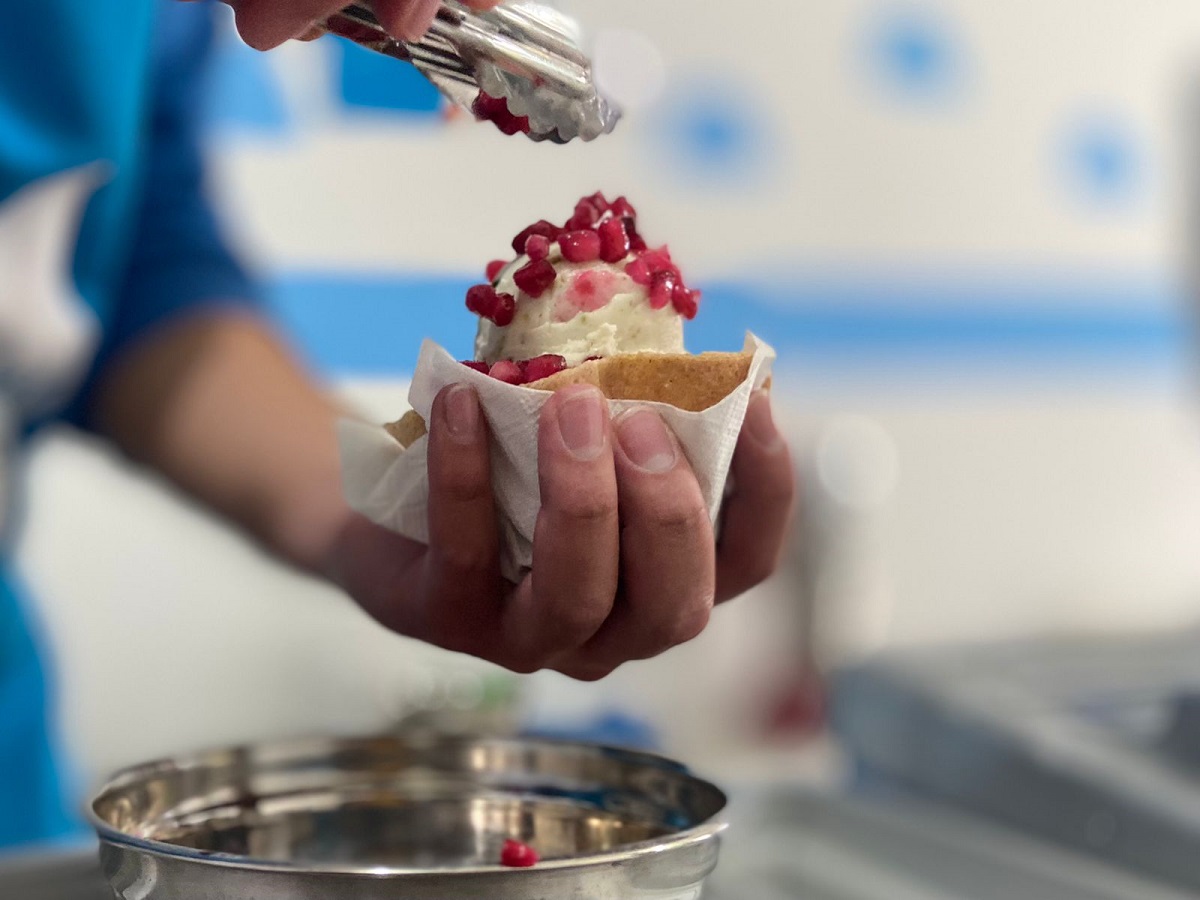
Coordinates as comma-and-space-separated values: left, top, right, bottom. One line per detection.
7, 789, 1196, 899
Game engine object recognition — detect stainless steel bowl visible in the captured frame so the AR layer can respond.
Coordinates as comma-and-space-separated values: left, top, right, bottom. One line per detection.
88, 734, 727, 899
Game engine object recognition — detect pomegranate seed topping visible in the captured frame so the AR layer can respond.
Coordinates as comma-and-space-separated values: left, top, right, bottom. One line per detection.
472, 92, 530, 136
500, 839, 539, 868
598, 218, 631, 263
513, 259, 557, 298
650, 270, 677, 309
486, 260, 507, 282
524, 234, 551, 261
461, 360, 489, 373
585, 191, 611, 214
521, 354, 568, 383
642, 246, 674, 272
465, 284, 497, 316
610, 196, 637, 220
672, 285, 701, 319
565, 199, 601, 231
492, 292, 517, 326
489, 360, 523, 384
559, 229, 602, 263
472, 92, 506, 119
628, 231, 648, 253
511, 220, 561, 255
625, 257, 654, 286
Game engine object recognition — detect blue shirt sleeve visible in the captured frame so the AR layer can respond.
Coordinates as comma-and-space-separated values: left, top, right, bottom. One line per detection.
69, 2, 261, 425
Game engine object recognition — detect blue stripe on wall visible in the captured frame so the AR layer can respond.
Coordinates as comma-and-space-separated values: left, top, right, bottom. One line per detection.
265, 273, 1194, 378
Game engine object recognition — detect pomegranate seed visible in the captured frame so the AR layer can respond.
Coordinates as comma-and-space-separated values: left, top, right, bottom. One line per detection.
559, 229, 602, 263
585, 191, 611, 214
489, 360, 523, 384
565, 199, 601, 231
513, 259, 557, 298
672, 285, 701, 319
610, 196, 637, 220
650, 271, 676, 309
628, 229, 648, 253
511, 220, 561, 255
465, 284, 497, 316
597, 218, 631, 263
500, 839, 539, 868
486, 260, 507, 282
461, 360, 489, 373
472, 92, 530, 136
625, 258, 653, 286
524, 234, 551, 261
521, 354, 568, 383
642, 246, 674, 273
472, 92, 506, 120
584, 355, 603, 362
492, 292, 517, 326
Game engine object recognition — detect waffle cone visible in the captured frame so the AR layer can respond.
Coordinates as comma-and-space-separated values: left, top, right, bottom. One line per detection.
385, 350, 757, 448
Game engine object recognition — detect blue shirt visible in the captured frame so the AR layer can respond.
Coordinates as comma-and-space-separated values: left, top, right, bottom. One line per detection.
0, 0, 258, 847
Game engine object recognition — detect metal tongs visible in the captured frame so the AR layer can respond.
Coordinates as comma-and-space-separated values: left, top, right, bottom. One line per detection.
320, 1, 621, 143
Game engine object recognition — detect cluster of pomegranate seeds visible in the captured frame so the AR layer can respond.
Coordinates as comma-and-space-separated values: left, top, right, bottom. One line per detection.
459, 354, 567, 386
471, 92, 531, 136
622, 245, 700, 320
510, 220, 561, 256
465, 284, 516, 326
468, 191, 701, 322
500, 839, 540, 869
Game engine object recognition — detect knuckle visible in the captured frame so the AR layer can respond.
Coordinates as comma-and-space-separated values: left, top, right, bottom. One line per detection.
433, 461, 490, 505
674, 601, 713, 645
500, 656, 546, 677
549, 599, 610, 645
559, 662, 619, 683
649, 501, 709, 539
430, 541, 494, 576
552, 484, 617, 526
640, 593, 714, 655
744, 554, 781, 589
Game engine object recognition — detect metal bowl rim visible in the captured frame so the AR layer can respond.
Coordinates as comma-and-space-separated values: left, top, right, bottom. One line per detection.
86, 734, 729, 877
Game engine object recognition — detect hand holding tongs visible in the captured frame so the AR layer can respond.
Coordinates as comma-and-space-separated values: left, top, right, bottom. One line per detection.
319, 1, 621, 144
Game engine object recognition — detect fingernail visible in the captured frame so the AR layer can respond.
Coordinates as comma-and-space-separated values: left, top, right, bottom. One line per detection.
744, 391, 785, 451
616, 409, 678, 473
557, 387, 607, 460
443, 384, 480, 444
396, 0, 441, 40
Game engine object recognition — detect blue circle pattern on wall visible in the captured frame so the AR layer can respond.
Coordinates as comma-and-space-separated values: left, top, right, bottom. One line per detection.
1061, 115, 1145, 211
867, 7, 967, 104
650, 77, 774, 190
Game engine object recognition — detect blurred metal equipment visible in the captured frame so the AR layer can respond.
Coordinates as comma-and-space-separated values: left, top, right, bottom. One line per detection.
320, 1, 621, 143
832, 632, 1200, 893
87, 733, 726, 899
8, 789, 1197, 900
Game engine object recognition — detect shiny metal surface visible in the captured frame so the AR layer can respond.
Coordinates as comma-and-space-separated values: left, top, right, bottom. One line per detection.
88, 734, 726, 899
321, 1, 621, 144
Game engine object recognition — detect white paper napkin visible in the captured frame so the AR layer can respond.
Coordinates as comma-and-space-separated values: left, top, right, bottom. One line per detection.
339, 332, 775, 582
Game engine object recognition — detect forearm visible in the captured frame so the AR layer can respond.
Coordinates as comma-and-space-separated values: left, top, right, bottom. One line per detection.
89, 310, 353, 575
